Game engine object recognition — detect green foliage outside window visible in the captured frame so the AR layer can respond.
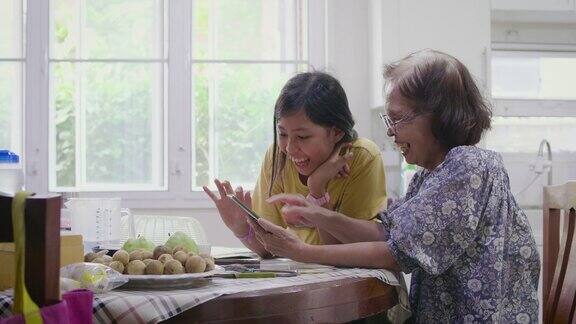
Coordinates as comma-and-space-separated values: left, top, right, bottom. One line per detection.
0, 64, 14, 150
51, 0, 305, 189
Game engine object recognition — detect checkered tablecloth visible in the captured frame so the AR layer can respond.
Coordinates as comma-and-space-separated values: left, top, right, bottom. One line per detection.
0, 268, 410, 324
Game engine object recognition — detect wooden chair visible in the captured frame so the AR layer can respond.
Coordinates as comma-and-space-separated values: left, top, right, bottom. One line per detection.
0, 193, 62, 307
543, 181, 576, 323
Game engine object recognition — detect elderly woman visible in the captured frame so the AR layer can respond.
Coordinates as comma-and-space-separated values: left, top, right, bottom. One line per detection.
250, 50, 540, 323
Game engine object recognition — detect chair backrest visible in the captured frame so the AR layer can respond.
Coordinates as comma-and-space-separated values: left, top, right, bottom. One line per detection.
543, 181, 576, 323
0, 194, 62, 307
120, 214, 208, 245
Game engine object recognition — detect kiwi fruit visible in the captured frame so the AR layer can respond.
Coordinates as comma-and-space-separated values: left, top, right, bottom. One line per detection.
172, 245, 189, 254
108, 260, 125, 274
126, 260, 146, 275
129, 250, 144, 261
142, 258, 155, 266
157, 253, 173, 264
153, 245, 173, 259
145, 260, 164, 275
140, 250, 153, 260
163, 259, 185, 274
84, 252, 99, 262
91, 257, 105, 264
112, 250, 130, 265
173, 251, 188, 264
203, 257, 215, 272
185, 255, 206, 273
102, 255, 113, 264
84, 249, 108, 262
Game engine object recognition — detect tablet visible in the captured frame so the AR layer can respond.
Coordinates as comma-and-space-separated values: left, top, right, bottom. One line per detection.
227, 194, 261, 223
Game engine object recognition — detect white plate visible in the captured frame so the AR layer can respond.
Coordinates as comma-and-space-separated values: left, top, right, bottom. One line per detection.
120, 265, 225, 290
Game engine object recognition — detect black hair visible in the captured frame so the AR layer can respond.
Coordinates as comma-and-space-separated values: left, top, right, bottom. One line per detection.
269, 71, 357, 195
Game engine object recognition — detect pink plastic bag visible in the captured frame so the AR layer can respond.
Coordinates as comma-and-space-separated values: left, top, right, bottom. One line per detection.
61, 290, 93, 324
0, 290, 93, 324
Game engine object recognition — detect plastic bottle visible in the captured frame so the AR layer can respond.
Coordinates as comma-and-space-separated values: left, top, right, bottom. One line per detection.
0, 150, 24, 195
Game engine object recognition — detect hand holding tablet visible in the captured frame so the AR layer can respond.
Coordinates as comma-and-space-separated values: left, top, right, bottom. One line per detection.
227, 194, 264, 228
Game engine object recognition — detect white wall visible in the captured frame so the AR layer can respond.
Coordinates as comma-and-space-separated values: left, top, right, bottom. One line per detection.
323, 0, 372, 139
369, 0, 491, 197
493, 22, 576, 45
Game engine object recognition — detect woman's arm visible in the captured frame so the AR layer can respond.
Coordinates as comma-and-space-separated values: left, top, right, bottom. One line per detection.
299, 241, 400, 270
305, 144, 353, 245
312, 210, 385, 243
269, 194, 384, 243
306, 143, 353, 199
317, 228, 341, 245
252, 217, 400, 270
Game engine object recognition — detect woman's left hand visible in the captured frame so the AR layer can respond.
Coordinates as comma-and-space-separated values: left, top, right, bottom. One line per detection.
307, 143, 353, 197
250, 218, 307, 260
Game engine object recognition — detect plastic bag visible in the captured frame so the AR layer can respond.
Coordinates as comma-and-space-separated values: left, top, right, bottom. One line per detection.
59, 277, 82, 293
60, 263, 128, 293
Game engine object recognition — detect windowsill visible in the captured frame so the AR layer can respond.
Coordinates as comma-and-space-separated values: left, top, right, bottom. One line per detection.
65, 191, 224, 210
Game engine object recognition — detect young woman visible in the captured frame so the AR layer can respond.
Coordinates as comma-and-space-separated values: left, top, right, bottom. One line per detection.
250, 50, 540, 323
203, 72, 387, 258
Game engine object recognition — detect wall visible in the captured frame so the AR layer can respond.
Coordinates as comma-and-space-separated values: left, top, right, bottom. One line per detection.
323, 0, 372, 139
493, 22, 576, 44
368, 0, 491, 196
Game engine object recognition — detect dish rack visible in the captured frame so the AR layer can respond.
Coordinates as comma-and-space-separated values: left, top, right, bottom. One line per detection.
120, 214, 208, 245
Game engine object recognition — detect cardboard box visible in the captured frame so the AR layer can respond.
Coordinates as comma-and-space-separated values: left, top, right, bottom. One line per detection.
0, 233, 84, 290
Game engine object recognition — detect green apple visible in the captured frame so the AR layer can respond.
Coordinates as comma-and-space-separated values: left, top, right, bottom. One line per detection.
122, 235, 155, 253
165, 231, 199, 254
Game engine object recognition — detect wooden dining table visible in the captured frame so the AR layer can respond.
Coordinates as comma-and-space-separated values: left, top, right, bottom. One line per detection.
162, 276, 398, 323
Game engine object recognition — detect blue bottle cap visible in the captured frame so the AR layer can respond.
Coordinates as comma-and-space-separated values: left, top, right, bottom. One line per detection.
0, 150, 19, 163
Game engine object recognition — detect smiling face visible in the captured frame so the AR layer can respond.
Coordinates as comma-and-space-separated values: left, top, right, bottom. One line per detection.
386, 90, 447, 170
277, 109, 343, 176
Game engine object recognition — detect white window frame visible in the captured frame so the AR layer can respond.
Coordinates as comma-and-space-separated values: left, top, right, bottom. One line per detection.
24, 0, 326, 209
47, 1, 168, 193
0, 0, 25, 158
490, 43, 576, 118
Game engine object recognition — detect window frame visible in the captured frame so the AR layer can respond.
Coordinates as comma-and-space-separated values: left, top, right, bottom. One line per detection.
24, 0, 326, 209
47, 0, 169, 193
490, 43, 576, 118
482, 44, 576, 146
481, 44, 576, 156
0, 0, 25, 159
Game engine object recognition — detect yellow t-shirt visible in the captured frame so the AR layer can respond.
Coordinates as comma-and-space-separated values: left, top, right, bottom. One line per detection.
252, 137, 387, 245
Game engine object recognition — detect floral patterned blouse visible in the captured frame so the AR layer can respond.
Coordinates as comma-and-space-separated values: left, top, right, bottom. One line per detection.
381, 146, 540, 323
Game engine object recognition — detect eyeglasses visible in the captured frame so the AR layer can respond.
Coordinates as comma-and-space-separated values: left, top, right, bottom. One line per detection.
378, 112, 427, 133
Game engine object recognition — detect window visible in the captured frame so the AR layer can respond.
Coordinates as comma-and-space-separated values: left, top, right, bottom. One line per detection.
0, 0, 323, 205
0, 0, 25, 156
17, 0, 319, 206
50, 0, 167, 191
485, 117, 576, 153
486, 50, 576, 153
492, 51, 576, 100
191, 0, 308, 189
